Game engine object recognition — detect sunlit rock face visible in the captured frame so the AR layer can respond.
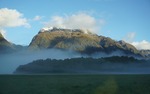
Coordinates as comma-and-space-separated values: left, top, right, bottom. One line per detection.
29, 27, 142, 57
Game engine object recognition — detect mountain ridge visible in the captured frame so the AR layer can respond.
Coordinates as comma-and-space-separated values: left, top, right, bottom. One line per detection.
0, 28, 149, 58
28, 27, 142, 57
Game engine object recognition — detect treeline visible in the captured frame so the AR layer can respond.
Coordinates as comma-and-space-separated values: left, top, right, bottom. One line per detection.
28, 56, 145, 65
14, 56, 149, 74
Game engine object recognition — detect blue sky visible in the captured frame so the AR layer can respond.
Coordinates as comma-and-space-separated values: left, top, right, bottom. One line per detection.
0, 0, 150, 49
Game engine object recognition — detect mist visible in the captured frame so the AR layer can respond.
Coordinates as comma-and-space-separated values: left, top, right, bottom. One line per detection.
0, 49, 83, 74
0, 49, 150, 74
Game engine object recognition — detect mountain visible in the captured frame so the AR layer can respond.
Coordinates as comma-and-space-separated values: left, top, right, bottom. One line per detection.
0, 32, 15, 53
0, 33, 24, 54
29, 27, 142, 57
140, 50, 150, 58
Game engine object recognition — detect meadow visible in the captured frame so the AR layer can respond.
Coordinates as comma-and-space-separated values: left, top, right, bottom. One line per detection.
0, 74, 150, 94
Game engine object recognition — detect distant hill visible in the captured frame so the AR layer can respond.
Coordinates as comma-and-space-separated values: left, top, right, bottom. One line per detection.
0, 33, 15, 53
29, 27, 142, 57
14, 56, 150, 74
0, 33, 24, 54
140, 50, 150, 58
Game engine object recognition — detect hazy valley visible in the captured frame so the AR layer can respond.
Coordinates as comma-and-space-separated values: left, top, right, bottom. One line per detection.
0, 27, 150, 74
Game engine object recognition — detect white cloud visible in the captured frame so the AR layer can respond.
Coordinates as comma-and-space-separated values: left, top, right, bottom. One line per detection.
123, 32, 136, 42
33, 15, 42, 21
131, 40, 150, 50
0, 8, 30, 28
44, 12, 105, 33
123, 32, 150, 50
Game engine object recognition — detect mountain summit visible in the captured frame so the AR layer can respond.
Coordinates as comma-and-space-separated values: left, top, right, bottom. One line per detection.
29, 27, 142, 57
38, 27, 92, 34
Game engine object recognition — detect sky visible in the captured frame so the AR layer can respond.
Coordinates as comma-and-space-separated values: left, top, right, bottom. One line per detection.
0, 0, 150, 49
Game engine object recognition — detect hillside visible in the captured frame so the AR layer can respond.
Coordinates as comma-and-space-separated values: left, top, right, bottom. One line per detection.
0, 33, 24, 54
140, 50, 150, 57
29, 27, 142, 57
14, 56, 150, 74
0, 33, 15, 53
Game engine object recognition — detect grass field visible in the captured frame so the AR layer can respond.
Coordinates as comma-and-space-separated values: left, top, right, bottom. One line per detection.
0, 74, 150, 94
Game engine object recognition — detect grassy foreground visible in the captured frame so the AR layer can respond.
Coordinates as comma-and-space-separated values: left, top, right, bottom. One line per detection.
0, 74, 150, 94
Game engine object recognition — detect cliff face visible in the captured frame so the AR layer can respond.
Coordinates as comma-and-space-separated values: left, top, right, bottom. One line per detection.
29, 27, 142, 57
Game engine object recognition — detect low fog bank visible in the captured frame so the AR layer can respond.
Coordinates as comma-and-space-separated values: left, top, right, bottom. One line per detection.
0, 49, 83, 74
91, 50, 143, 59
0, 49, 150, 74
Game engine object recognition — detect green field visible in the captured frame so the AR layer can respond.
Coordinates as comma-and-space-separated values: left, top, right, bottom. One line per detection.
0, 74, 150, 94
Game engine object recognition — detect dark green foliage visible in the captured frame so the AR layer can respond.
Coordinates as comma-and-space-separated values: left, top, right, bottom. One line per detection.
102, 56, 138, 63
0, 75, 150, 94
14, 56, 149, 74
